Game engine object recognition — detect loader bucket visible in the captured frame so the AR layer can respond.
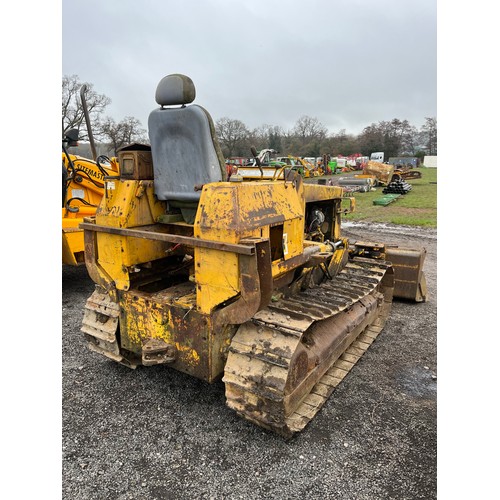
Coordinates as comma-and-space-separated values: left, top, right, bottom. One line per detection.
385, 246, 427, 302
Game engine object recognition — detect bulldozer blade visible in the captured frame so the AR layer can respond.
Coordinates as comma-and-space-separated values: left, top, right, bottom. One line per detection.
385, 246, 427, 302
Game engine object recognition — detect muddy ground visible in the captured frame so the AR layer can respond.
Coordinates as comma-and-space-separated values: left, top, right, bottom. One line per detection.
62, 223, 436, 500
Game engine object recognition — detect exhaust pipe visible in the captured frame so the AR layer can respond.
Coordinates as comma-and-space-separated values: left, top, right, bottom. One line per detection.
80, 84, 97, 161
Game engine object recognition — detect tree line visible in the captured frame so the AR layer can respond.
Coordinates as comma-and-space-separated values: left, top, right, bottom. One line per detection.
63, 75, 437, 160
215, 116, 437, 161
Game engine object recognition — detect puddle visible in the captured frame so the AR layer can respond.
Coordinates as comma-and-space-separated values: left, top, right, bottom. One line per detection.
393, 365, 437, 399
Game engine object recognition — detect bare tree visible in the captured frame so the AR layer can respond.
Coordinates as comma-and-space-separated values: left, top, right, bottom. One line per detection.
292, 116, 327, 140
62, 75, 111, 139
215, 117, 249, 157
290, 116, 327, 156
100, 116, 148, 156
250, 124, 285, 153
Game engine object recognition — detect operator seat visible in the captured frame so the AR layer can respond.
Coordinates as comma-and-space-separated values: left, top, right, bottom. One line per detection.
148, 74, 227, 222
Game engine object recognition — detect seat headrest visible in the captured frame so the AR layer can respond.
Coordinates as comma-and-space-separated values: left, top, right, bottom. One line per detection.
155, 74, 196, 107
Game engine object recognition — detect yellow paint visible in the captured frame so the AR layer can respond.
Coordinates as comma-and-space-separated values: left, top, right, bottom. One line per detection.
121, 295, 170, 347
195, 247, 239, 314
193, 181, 305, 312
62, 153, 118, 208
95, 180, 165, 228
195, 182, 304, 238
175, 343, 201, 365
303, 183, 343, 202
282, 218, 302, 260
85, 180, 170, 290
62, 154, 120, 266
118, 292, 203, 371
329, 241, 349, 266
62, 232, 82, 266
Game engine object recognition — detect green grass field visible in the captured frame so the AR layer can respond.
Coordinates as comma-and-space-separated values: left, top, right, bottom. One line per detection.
339, 168, 437, 227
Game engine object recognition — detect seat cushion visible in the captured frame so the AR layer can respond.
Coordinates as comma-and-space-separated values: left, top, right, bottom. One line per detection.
148, 104, 226, 202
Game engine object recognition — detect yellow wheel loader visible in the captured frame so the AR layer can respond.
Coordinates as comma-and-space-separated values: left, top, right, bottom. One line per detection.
62, 85, 121, 266
62, 138, 119, 265
80, 74, 427, 438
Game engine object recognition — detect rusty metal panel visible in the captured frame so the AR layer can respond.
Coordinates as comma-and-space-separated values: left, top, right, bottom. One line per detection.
118, 287, 213, 380
385, 246, 427, 302
195, 182, 305, 238
363, 161, 395, 185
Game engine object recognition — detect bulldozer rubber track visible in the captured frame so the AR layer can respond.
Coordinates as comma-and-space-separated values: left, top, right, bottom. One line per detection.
223, 257, 393, 438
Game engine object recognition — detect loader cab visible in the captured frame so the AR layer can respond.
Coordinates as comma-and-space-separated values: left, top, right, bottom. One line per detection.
63, 128, 79, 148
148, 74, 227, 223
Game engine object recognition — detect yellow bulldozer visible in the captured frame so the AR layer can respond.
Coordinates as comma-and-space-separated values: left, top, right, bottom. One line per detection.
80, 74, 427, 438
363, 160, 422, 186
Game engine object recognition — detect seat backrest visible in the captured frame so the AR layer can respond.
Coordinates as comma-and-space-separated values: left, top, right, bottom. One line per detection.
148, 74, 227, 204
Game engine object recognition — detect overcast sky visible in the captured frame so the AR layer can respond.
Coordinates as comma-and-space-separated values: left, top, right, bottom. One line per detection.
62, 0, 436, 136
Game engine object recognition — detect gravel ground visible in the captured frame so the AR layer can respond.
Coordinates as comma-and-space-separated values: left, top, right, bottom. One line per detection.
61, 223, 437, 500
